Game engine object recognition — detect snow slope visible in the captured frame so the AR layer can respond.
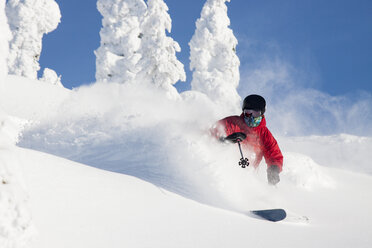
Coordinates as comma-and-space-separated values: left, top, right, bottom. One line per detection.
13, 141, 372, 248
1, 75, 372, 247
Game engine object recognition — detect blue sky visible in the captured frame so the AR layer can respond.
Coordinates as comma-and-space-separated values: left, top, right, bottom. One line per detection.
39, 0, 372, 96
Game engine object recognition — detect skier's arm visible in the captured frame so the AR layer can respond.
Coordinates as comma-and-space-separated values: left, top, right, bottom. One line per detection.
261, 128, 283, 171
210, 117, 240, 141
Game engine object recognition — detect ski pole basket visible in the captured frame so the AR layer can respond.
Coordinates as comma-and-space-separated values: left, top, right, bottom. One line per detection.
224, 132, 250, 168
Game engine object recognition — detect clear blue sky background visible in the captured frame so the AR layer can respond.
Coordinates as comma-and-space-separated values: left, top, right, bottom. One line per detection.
39, 0, 372, 96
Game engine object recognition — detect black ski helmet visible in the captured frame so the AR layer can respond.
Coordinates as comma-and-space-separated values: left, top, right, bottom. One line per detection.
242, 94, 266, 115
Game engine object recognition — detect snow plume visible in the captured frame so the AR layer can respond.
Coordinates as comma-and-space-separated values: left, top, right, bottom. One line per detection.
6, 0, 61, 79
18, 81, 334, 211
190, 0, 240, 113
18, 83, 227, 205
136, 0, 186, 99
95, 0, 147, 83
238, 57, 372, 137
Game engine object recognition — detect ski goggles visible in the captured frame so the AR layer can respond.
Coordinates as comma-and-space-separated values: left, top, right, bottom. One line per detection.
243, 109, 262, 118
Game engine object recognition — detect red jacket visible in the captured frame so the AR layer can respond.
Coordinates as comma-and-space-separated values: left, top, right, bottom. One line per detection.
212, 114, 283, 171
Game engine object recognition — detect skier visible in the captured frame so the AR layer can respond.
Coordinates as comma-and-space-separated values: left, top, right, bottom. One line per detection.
211, 94, 283, 185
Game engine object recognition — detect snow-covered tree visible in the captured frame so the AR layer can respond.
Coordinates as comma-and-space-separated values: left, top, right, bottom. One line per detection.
0, 0, 10, 81
189, 0, 240, 111
137, 0, 186, 98
0, 110, 34, 248
40, 67, 63, 87
95, 0, 147, 83
6, 0, 61, 79
1, 5, 34, 246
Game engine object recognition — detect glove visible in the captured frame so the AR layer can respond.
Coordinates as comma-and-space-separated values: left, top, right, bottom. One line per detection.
267, 165, 280, 185
223, 132, 247, 143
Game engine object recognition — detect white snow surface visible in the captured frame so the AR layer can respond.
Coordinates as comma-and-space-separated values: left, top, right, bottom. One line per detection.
1, 75, 372, 247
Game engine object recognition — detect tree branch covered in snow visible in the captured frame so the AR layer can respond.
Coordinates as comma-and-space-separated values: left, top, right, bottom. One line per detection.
6, 0, 61, 79
0, 0, 10, 81
190, 0, 240, 111
95, 0, 147, 84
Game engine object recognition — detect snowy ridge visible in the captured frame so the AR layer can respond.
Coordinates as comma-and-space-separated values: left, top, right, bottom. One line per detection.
0, 75, 70, 121
0, 112, 34, 248
282, 134, 372, 175
282, 152, 335, 190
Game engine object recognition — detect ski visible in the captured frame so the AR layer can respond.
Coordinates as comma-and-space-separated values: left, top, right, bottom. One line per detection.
250, 208, 287, 222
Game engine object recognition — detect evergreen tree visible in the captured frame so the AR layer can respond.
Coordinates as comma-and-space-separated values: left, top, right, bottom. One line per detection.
40, 68, 63, 87
137, 0, 185, 98
6, 0, 61, 79
0, 0, 11, 81
189, 0, 240, 111
1, 5, 34, 248
95, 0, 147, 83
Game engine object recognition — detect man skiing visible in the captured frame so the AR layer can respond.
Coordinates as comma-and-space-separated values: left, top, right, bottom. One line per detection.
212, 94, 283, 185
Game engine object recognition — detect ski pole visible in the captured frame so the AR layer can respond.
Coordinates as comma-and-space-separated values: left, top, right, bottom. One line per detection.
237, 140, 249, 168
224, 132, 250, 168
